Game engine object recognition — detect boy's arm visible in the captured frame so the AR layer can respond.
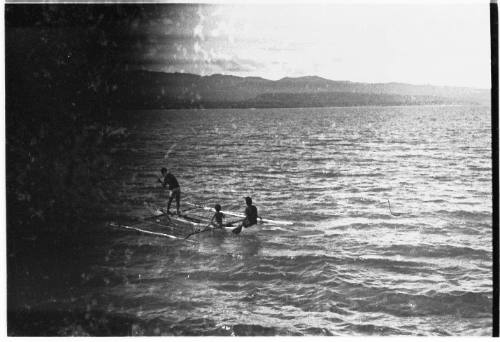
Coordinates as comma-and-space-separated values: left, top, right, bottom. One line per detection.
157, 176, 165, 187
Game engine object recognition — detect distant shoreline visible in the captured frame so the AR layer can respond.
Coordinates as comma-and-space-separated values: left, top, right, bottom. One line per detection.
111, 71, 490, 110
117, 103, 490, 112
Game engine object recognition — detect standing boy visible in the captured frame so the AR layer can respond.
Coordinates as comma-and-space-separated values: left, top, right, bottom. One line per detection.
158, 167, 181, 215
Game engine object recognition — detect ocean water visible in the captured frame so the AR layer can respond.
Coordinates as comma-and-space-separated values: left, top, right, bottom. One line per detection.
12, 105, 493, 335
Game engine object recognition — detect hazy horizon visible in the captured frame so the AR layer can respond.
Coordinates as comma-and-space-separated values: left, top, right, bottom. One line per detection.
134, 69, 491, 90
126, 3, 490, 89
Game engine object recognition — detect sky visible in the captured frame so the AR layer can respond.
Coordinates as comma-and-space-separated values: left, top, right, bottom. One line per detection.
130, 3, 491, 88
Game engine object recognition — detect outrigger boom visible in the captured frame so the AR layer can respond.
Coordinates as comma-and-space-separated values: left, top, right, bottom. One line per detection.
108, 222, 198, 243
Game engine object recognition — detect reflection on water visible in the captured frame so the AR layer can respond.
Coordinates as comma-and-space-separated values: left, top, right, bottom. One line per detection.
12, 105, 493, 336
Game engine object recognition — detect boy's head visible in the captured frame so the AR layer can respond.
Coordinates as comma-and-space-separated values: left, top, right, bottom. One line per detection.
245, 197, 252, 206
161, 167, 167, 175
215, 204, 221, 212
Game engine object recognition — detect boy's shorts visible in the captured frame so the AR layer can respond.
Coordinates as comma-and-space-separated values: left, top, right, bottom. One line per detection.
169, 187, 180, 201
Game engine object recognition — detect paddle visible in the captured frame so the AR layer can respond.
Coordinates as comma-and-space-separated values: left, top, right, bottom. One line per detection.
184, 216, 218, 240
232, 225, 243, 235
185, 218, 244, 239
232, 216, 264, 235
184, 224, 213, 239
226, 218, 245, 226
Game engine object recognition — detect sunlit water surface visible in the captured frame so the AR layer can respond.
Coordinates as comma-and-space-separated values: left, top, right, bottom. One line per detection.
18, 105, 494, 335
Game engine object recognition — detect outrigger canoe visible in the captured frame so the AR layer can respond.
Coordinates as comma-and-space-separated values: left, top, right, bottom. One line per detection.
110, 201, 292, 241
